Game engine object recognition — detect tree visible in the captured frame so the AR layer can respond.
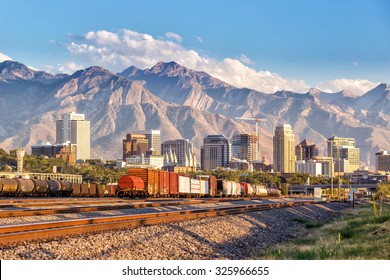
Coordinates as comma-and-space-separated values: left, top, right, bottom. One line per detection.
374, 183, 390, 216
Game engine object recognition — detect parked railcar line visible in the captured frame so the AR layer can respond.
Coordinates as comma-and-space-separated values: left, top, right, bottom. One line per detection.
0, 199, 325, 245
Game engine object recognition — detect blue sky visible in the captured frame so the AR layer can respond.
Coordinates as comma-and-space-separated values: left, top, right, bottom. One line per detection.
0, 0, 389, 94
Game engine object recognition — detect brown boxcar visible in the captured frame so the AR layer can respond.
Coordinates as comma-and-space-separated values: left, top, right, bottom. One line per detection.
209, 175, 217, 197
127, 168, 159, 197
159, 170, 170, 196
169, 172, 179, 196
104, 184, 117, 196
89, 183, 98, 196
15, 179, 35, 195
32, 179, 49, 195
72, 183, 82, 196
80, 183, 89, 196
97, 184, 106, 196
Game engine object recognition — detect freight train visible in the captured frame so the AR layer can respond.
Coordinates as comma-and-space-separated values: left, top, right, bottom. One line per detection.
0, 168, 281, 198
0, 177, 117, 197
117, 168, 281, 198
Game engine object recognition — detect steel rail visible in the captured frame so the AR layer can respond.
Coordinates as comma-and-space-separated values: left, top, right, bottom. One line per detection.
0, 200, 325, 245
0, 197, 269, 218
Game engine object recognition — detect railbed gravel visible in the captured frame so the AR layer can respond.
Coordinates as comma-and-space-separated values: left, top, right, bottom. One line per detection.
0, 202, 348, 260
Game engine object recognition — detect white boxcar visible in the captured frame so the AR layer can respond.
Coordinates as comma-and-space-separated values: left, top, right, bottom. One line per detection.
178, 175, 191, 195
222, 181, 232, 196
199, 178, 209, 196
247, 183, 254, 196
190, 178, 200, 195
233, 182, 241, 196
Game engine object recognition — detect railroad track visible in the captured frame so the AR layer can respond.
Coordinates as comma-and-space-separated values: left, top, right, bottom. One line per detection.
0, 199, 325, 245
0, 197, 261, 218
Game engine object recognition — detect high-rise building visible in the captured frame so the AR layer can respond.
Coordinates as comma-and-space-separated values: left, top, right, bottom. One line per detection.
327, 136, 360, 173
56, 112, 90, 160
273, 124, 296, 173
231, 133, 257, 162
375, 151, 390, 171
133, 130, 161, 154
201, 135, 231, 170
296, 139, 319, 161
122, 133, 149, 160
161, 139, 196, 167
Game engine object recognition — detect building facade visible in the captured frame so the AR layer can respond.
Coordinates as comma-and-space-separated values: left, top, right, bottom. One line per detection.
31, 142, 77, 163
273, 124, 296, 173
161, 139, 196, 167
296, 139, 319, 161
201, 135, 231, 170
375, 151, 390, 172
133, 130, 161, 154
56, 112, 90, 161
296, 160, 322, 177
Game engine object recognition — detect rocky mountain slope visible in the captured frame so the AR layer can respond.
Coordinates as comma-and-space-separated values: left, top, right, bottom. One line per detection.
0, 60, 389, 167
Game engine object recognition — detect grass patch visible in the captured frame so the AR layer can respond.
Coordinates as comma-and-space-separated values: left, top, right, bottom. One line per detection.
258, 203, 390, 260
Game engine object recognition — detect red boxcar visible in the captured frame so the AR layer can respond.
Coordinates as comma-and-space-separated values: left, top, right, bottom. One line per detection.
159, 170, 170, 196
169, 172, 179, 196
117, 175, 145, 197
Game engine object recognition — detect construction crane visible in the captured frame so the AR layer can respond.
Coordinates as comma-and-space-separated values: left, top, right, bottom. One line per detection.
235, 117, 266, 160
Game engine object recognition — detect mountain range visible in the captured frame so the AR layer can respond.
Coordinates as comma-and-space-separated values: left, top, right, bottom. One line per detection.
1, 59, 389, 168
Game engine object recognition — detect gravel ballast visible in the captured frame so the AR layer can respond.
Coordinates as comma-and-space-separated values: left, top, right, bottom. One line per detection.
0, 202, 348, 260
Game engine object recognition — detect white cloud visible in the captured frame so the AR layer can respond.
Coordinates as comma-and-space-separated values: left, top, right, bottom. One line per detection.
58, 61, 84, 74
0, 52, 13, 62
239, 54, 254, 65
353, 61, 359, 67
165, 32, 182, 43
317, 79, 379, 96
64, 29, 310, 93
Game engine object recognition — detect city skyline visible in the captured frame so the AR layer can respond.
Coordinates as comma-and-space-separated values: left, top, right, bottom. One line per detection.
0, 1, 389, 94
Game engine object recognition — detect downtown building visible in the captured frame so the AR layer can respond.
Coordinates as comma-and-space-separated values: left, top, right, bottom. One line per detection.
161, 139, 196, 168
375, 151, 390, 172
55, 112, 90, 161
296, 139, 319, 161
273, 124, 296, 173
231, 133, 257, 162
122, 133, 149, 160
327, 136, 360, 173
200, 135, 231, 170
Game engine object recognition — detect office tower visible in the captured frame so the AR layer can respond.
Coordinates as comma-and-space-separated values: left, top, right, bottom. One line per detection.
231, 133, 257, 162
56, 112, 90, 160
133, 130, 161, 154
122, 133, 149, 160
273, 124, 296, 173
201, 135, 231, 170
376, 151, 390, 171
327, 136, 360, 173
161, 139, 196, 167
296, 139, 319, 161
